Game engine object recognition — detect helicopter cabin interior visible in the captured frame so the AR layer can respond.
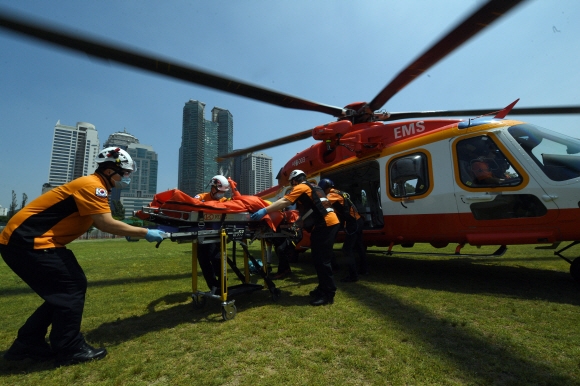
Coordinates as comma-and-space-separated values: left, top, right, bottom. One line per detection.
320, 161, 384, 230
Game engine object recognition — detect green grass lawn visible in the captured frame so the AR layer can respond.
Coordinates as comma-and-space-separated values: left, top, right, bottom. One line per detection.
1, 239, 580, 385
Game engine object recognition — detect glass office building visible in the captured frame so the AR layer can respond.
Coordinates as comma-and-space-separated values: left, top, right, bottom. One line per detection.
179, 100, 233, 196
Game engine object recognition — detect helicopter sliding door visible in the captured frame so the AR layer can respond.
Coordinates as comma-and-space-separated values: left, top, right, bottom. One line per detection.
452, 131, 560, 245
320, 160, 383, 230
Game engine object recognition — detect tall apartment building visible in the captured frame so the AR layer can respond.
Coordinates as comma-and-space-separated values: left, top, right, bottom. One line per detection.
178, 100, 233, 196
240, 152, 273, 195
212, 107, 234, 175
47, 121, 100, 187
103, 130, 158, 217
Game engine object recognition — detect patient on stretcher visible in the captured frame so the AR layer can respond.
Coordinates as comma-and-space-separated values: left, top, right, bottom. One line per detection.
135, 176, 300, 292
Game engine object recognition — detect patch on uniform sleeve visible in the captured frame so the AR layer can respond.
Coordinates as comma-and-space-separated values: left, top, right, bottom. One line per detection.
95, 187, 108, 198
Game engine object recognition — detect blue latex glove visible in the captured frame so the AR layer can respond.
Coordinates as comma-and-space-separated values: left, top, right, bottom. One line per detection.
145, 229, 165, 242
251, 208, 267, 221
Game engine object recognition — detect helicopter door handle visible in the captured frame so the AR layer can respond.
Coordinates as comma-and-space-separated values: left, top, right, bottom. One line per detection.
541, 194, 558, 202
463, 195, 494, 202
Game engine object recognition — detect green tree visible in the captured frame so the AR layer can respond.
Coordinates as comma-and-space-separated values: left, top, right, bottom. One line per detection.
20, 193, 28, 210
8, 190, 17, 219
111, 200, 125, 220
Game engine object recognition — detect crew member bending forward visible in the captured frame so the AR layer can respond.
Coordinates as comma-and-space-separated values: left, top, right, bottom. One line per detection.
251, 169, 339, 306
0, 147, 165, 367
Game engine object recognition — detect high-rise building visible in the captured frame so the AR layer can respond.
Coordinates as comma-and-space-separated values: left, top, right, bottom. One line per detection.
178, 100, 234, 196
232, 150, 246, 190
48, 121, 100, 187
212, 107, 234, 175
240, 152, 273, 195
103, 130, 158, 218
103, 128, 139, 148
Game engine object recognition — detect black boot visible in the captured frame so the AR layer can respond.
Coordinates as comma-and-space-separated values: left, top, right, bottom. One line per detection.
55, 342, 107, 367
309, 294, 334, 306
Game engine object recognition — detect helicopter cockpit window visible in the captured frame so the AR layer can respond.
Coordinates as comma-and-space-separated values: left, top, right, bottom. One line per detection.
389, 153, 429, 198
508, 124, 580, 181
456, 136, 522, 188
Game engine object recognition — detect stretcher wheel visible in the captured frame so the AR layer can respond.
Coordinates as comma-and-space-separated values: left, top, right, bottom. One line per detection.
271, 288, 281, 301
222, 303, 237, 321
192, 294, 207, 310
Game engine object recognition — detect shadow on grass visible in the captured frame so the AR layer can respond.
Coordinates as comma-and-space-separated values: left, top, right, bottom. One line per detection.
359, 253, 580, 306
340, 280, 575, 385
329, 253, 579, 384
0, 273, 193, 297
83, 279, 313, 347
0, 356, 56, 375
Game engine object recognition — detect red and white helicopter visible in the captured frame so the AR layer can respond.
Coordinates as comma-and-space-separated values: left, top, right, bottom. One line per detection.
2, 0, 580, 279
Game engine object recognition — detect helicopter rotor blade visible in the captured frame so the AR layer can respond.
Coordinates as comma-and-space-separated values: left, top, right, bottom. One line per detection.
368, 0, 526, 112
386, 106, 580, 121
0, 9, 346, 117
217, 128, 313, 161
384, 106, 580, 121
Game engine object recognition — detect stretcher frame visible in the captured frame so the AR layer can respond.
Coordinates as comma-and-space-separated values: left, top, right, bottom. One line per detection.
138, 206, 287, 320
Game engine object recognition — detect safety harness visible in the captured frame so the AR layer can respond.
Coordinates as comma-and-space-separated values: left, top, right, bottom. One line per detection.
295, 181, 334, 231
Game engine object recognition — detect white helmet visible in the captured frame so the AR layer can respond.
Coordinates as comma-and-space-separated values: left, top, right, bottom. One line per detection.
209, 175, 230, 191
96, 147, 136, 171
289, 169, 306, 181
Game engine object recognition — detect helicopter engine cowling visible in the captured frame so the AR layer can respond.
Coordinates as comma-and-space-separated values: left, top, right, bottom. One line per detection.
312, 120, 352, 142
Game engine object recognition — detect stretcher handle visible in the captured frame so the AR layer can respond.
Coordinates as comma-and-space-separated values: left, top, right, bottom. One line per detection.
155, 232, 171, 248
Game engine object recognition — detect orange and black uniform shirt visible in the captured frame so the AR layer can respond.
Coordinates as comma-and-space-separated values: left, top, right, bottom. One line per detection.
283, 183, 339, 228
0, 174, 111, 249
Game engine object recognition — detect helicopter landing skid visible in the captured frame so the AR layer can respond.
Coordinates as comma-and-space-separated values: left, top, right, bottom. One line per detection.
383, 245, 507, 258
552, 241, 580, 283
553, 241, 580, 264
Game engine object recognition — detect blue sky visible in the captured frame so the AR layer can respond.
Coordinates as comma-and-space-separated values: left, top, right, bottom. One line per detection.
1, 0, 579, 208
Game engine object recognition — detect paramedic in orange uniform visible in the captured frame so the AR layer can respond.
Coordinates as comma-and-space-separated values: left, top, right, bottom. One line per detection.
0, 147, 165, 367
318, 179, 367, 283
251, 170, 339, 306
193, 175, 239, 292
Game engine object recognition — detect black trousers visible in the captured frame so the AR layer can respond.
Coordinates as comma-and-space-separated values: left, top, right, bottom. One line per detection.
342, 217, 367, 277
0, 244, 86, 352
267, 237, 292, 273
197, 242, 221, 290
310, 223, 339, 298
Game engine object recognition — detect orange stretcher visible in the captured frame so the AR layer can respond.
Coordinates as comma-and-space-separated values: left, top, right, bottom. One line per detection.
134, 189, 300, 321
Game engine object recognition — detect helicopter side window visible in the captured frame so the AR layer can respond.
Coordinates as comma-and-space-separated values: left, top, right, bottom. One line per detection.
508, 124, 580, 181
389, 153, 429, 198
456, 136, 522, 188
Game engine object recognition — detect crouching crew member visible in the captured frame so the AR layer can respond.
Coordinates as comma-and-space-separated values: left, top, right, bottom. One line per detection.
0, 147, 165, 367
251, 169, 339, 306
318, 179, 367, 282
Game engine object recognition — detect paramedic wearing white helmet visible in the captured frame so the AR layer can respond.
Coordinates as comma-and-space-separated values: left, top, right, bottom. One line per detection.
0, 147, 165, 367
194, 175, 240, 292
251, 169, 340, 306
